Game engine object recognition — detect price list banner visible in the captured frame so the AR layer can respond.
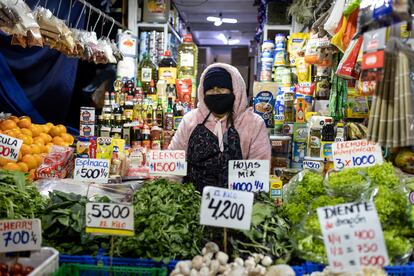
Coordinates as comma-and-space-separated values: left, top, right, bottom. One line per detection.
332, 139, 383, 171
0, 219, 41, 253
0, 134, 22, 161
228, 160, 270, 193
317, 202, 389, 273
200, 186, 253, 231
148, 150, 187, 176
86, 203, 134, 236
74, 158, 110, 183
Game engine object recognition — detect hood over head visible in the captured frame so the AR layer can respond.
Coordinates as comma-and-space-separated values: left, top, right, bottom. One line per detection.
197, 63, 248, 119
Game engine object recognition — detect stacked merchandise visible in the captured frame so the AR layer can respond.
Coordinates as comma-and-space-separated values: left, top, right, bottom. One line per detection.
138, 31, 165, 64
77, 34, 198, 179
253, 0, 414, 176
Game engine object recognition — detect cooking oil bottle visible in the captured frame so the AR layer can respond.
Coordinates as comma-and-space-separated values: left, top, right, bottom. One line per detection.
177, 34, 198, 102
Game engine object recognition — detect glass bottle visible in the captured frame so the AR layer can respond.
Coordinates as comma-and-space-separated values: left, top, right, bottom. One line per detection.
165, 97, 174, 131
111, 115, 123, 139
138, 53, 157, 93
135, 80, 144, 100
141, 123, 151, 149
155, 98, 164, 128
123, 95, 134, 121
147, 79, 157, 102
158, 50, 177, 85
102, 92, 112, 115
178, 34, 198, 78
100, 114, 112, 137
146, 98, 154, 126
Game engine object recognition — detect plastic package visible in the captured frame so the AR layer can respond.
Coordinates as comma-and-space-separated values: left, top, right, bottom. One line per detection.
324, 0, 346, 36
336, 36, 363, 79
324, 169, 372, 201
287, 33, 309, 66
35, 146, 74, 180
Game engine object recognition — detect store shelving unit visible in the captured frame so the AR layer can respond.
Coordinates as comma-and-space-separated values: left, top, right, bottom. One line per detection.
137, 22, 183, 52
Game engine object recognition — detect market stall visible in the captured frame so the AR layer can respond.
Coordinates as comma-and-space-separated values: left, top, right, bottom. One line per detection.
0, 0, 414, 275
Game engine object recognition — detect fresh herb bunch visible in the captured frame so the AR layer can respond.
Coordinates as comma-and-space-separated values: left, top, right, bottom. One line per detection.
231, 192, 294, 263
115, 179, 205, 260
41, 191, 110, 255
0, 169, 46, 219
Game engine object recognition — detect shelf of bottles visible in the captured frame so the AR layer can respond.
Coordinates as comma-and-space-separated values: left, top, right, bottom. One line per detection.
96, 34, 198, 152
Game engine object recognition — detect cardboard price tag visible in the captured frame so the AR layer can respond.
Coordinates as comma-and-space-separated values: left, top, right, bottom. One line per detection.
148, 150, 187, 176
228, 160, 270, 192
332, 139, 383, 171
200, 186, 253, 231
317, 202, 389, 273
0, 219, 42, 253
86, 203, 134, 236
0, 134, 23, 161
74, 158, 110, 183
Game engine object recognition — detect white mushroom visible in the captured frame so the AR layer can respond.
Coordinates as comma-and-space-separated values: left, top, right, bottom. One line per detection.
234, 257, 244, 267
228, 266, 246, 276
209, 260, 220, 275
177, 260, 192, 275
192, 255, 204, 271
265, 264, 295, 276
244, 257, 256, 270
215, 251, 229, 265
205, 242, 220, 254
203, 252, 214, 266
199, 266, 209, 276
170, 268, 182, 276
202, 247, 207, 256
261, 256, 273, 267
218, 264, 228, 274
190, 268, 199, 276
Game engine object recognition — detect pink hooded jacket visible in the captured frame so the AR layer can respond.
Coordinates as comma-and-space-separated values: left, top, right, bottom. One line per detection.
169, 63, 271, 162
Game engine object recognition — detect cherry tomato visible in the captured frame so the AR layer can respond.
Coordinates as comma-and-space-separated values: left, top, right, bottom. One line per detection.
22, 266, 34, 275
0, 263, 7, 272
10, 263, 22, 275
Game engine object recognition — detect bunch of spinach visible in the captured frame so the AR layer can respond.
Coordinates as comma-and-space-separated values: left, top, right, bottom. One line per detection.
0, 169, 46, 219
41, 190, 110, 255
230, 193, 294, 263
115, 179, 205, 260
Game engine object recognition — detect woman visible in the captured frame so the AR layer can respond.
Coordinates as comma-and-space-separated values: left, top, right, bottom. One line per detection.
169, 63, 271, 192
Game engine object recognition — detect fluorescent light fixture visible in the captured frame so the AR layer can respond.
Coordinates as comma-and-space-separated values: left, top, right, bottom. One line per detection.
229, 39, 240, 45
214, 20, 223, 26
222, 18, 237, 24
207, 16, 220, 22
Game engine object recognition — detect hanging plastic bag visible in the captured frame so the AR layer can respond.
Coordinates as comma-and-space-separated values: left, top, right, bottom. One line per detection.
304, 31, 319, 64
324, 0, 346, 36
331, 15, 347, 52
287, 32, 309, 67
336, 36, 363, 79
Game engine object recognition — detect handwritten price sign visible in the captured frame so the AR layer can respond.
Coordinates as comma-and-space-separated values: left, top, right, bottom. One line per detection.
0, 134, 23, 161
148, 150, 187, 176
317, 202, 389, 273
86, 203, 134, 236
332, 140, 383, 171
200, 186, 253, 231
228, 160, 269, 193
0, 219, 41, 253
74, 158, 110, 183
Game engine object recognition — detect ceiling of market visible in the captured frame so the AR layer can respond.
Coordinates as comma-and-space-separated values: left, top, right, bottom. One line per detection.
174, 0, 258, 46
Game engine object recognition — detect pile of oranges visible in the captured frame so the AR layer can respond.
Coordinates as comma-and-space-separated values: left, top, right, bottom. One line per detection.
0, 115, 74, 178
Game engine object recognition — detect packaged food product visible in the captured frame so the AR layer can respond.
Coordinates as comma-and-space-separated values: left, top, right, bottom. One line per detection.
287, 32, 309, 66
76, 137, 90, 158
35, 146, 74, 179
346, 95, 369, 118
273, 50, 287, 66
336, 36, 363, 79
295, 56, 311, 85
309, 127, 321, 158
176, 78, 192, 103
269, 175, 283, 206
270, 135, 292, 157
262, 40, 275, 51
124, 147, 150, 179
274, 67, 291, 87
275, 34, 286, 50
292, 141, 306, 164
293, 123, 308, 142
97, 137, 113, 159
304, 31, 319, 64
253, 82, 278, 128
283, 90, 295, 122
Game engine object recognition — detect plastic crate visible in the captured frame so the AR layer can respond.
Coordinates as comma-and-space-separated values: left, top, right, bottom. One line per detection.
54, 263, 168, 276
385, 263, 414, 276
292, 265, 305, 276
60, 255, 97, 265
59, 254, 165, 268
303, 262, 326, 274
0, 247, 59, 276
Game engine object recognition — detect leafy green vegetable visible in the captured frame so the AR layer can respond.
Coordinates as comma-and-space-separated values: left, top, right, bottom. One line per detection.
115, 179, 204, 260
41, 190, 109, 255
326, 169, 370, 201
231, 193, 293, 263
0, 170, 46, 219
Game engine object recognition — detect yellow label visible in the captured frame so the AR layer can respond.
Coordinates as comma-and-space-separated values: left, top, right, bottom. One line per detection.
86, 227, 134, 236
112, 138, 125, 154
97, 137, 113, 160
159, 67, 177, 85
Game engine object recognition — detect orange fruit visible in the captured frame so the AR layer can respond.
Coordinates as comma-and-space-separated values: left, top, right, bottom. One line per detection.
28, 169, 36, 181
3, 162, 20, 171
17, 162, 29, 173
1, 120, 17, 131
30, 125, 42, 137
30, 144, 42, 154
57, 124, 67, 134
20, 144, 32, 156
49, 126, 61, 137
0, 157, 9, 166
39, 133, 52, 143
18, 152, 22, 161
8, 116, 19, 123
18, 116, 31, 129
21, 128, 32, 137
61, 133, 74, 144
33, 137, 45, 146
33, 154, 43, 166
52, 136, 64, 145
22, 154, 37, 170
17, 134, 33, 145
41, 144, 49, 153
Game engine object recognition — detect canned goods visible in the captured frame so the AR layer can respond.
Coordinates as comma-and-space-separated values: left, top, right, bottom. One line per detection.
275, 33, 286, 50
262, 40, 275, 51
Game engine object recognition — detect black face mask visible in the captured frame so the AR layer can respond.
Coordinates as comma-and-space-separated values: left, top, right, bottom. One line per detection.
204, 94, 235, 114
